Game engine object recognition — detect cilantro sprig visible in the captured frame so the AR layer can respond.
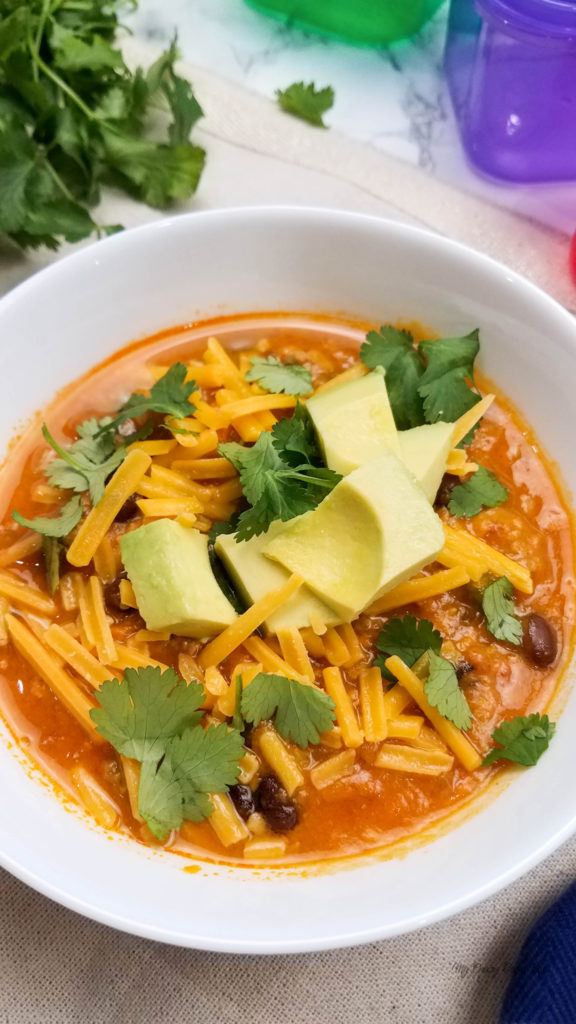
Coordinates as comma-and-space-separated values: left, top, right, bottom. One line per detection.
483, 713, 555, 767
241, 673, 336, 748
105, 363, 198, 432
375, 615, 442, 680
0, 6, 205, 252
11, 494, 83, 538
482, 577, 523, 645
91, 666, 244, 841
424, 651, 472, 731
43, 420, 125, 505
448, 467, 508, 519
245, 356, 313, 397
276, 82, 334, 127
219, 409, 341, 541
360, 326, 482, 430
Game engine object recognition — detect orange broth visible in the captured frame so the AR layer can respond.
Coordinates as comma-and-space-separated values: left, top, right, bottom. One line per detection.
0, 315, 573, 866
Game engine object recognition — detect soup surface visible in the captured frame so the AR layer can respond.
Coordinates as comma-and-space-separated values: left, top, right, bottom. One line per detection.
0, 315, 573, 866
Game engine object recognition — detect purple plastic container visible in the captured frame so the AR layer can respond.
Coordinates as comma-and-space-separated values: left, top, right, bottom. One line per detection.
445, 0, 576, 182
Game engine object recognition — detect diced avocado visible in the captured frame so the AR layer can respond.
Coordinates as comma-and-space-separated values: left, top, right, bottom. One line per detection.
306, 370, 399, 476
398, 422, 454, 503
120, 519, 238, 638
263, 450, 444, 619
215, 523, 341, 633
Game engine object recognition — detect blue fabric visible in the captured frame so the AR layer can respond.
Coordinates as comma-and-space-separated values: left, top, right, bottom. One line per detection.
500, 879, 576, 1023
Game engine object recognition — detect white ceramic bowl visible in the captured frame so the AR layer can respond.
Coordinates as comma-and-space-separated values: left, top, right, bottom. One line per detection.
0, 208, 575, 953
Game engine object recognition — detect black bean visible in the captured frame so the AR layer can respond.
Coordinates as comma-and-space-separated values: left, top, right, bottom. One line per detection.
104, 572, 128, 612
115, 493, 139, 523
435, 474, 459, 509
229, 784, 255, 821
256, 774, 299, 833
523, 614, 558, 667
455, 660, 474, 680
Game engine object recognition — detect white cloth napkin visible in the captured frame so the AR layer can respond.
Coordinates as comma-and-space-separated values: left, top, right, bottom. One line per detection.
0, 45, 574, 1024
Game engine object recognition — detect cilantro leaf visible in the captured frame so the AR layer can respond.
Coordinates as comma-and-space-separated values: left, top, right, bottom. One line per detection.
109, 363, 198, 429
483, 713, 555, 767
424, 651, 472, 730
219, 432, 340, 541
91, 666, 205, 763
418, 332, 480, 423
482, 577, 523, 645
42, 537, 62, 594
241, 673, 336, 748
271, 401, 321, 467
11, 494, 83, 538
375, 615, 442, 676
448, 466, 508, 518
101, 130, 206, 209
276, 82, 334, 127
43, 421, 125, 505
360, 327, 425, 430
138, 723, 244, 840
245, 355, 313, 397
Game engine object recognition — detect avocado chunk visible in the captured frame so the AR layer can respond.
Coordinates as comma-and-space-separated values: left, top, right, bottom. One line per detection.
398, 422, 454, 503
215, 524, 341, 633
262, 450, 444, 619
306, 370, 399, 476
121, 519, 238, 638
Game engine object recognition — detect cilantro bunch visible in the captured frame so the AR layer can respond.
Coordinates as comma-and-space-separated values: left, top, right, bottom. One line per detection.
0, 2, 205, 251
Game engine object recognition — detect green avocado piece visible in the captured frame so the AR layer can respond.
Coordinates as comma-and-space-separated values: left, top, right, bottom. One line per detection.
398, 422, 454, 502
120, 519, 238, 638
215, 523, 341, 633
306, 369, 399, 476
263, 450, 444, 619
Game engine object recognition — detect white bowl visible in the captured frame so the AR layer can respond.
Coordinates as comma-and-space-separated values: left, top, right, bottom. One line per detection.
0, 207, 575, 953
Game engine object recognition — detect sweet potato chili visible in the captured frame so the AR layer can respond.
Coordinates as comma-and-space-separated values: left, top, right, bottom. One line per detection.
0, 316, 572, 866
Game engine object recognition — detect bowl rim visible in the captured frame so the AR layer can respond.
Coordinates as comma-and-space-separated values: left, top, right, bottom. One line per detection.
1, 205, 576, 953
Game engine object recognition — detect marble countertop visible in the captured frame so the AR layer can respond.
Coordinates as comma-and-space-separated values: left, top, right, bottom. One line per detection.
128, 0, 576, 237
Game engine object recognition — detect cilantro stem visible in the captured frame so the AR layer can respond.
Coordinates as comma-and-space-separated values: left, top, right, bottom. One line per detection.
43, 159, 77, 204
42, 423, 85, 472
28, 43, 96, 122
33, 0, 53, 69
288, 471, 335, 489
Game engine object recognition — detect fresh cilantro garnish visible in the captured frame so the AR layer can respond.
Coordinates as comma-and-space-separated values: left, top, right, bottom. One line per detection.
43, 420, 125, 505
107, 364, 198, 432
448, 466, 508, 518
418, 332, 480, 423
138, 723, 244, 839
375, 615, 442, 677
482, 577, 523, 645
241, 673, 336, 749
219, 431, 340, 541
43, 537, 63, 595
11, 494, 83, 538
245, 355, 313, 397
483, 713, 555, 767
276, 82, 334, 127
424, 651, 472, 730
360, 327, 426, 430
208, 515, 241, 547
91, 666, 245, 841
0, 9, 205, 252
91, 666, 205, 762
360, 326, 482, 429
271, 401, 322, 467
